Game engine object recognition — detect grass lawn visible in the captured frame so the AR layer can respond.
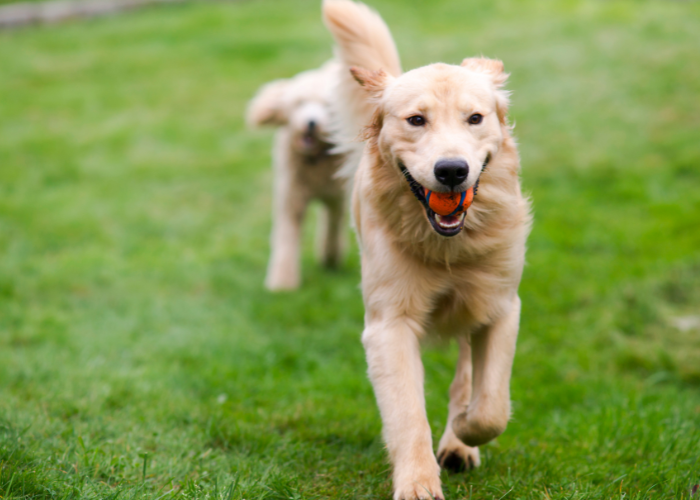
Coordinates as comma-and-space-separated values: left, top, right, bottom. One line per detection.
1, 0, 700, 498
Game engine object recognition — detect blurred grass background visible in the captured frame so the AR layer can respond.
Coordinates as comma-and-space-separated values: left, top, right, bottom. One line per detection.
1, 0, 699, 498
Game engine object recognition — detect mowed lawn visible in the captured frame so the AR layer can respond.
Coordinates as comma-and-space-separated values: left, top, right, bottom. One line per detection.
1, 0, 700, 498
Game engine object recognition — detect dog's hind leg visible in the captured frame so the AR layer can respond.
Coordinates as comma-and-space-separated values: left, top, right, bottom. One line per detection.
436, 336, 481, 472
363, 318, 444, 500
265, 133, 309, 291
452, 295, 520, 447
315, 197, 345, 269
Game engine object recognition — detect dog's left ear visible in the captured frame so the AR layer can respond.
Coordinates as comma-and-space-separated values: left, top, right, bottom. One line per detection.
461, 57, 508, 88
461, 57, 510, 124
350, 66, 392, 100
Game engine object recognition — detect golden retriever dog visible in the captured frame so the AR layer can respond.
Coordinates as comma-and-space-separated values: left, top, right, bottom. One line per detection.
247, 61, 346, 290
322, 1, 532, 498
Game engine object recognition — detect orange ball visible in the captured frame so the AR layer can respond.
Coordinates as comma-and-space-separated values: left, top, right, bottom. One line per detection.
424, 187, 475, 216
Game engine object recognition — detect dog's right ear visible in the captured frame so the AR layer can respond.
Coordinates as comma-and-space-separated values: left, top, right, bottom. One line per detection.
461, 57, 510, 124
350, 66, 391, 100
246, 79, 290, 128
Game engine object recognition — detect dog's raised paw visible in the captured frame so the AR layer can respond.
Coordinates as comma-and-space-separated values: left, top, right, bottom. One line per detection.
438, 450, 473, 473
436, 438, 480, 474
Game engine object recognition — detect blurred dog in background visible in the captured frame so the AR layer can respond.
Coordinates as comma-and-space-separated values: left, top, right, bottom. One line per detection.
247, 61, 346, 291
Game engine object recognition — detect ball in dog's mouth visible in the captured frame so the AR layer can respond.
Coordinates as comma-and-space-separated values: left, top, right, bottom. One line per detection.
400, 163, 476, 237
424, 187, 474, 236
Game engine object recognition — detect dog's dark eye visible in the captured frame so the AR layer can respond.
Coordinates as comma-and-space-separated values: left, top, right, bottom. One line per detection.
468, 113, 483, 125
407, 115, 426, 126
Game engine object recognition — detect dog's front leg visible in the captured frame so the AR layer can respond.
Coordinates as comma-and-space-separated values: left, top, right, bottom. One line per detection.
363, 318, 443, 500
265, 137, 308, 291
452, 295, 520, 447
265, 190, 307, 290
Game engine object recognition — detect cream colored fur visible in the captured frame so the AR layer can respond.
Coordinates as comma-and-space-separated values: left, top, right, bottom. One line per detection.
323, 1, 532, 499
247, 61, 347, 291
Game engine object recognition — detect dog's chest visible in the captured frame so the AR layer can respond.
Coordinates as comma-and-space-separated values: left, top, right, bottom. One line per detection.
427, 268, 513, 334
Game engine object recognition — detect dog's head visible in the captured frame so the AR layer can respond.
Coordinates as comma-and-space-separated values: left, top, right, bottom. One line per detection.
352, 58, 510, 237
247, 62, 337, 156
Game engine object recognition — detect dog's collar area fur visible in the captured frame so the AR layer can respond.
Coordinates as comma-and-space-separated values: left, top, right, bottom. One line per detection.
399, 156, 490, 237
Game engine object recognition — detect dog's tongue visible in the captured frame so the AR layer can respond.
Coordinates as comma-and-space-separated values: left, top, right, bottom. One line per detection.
424, 186, 475, 216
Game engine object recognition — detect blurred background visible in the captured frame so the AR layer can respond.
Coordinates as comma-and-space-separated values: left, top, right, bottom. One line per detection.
0, 0, 699, 498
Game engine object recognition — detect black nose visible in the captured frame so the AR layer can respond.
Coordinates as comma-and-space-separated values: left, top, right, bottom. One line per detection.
434, 159, 469, 188
307, 120, 316, 132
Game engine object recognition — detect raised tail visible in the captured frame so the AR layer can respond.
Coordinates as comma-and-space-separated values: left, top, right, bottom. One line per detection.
322, 0, 402, 176
323, 0, 401, 77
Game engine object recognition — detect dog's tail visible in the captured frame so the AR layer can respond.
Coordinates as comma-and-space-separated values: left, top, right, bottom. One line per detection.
322, 0, 401, 177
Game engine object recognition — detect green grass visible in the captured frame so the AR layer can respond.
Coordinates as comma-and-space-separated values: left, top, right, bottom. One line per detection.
1, 0, 700, 498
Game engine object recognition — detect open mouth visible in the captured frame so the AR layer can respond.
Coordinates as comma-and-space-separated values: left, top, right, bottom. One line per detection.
298, 133, 333, 158
431, 212, 467, 235
399, 163, 469, 237
301, 132, 317, 149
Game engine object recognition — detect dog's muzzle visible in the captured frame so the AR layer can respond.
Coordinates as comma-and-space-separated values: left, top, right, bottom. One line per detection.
399, 155, 490, 237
